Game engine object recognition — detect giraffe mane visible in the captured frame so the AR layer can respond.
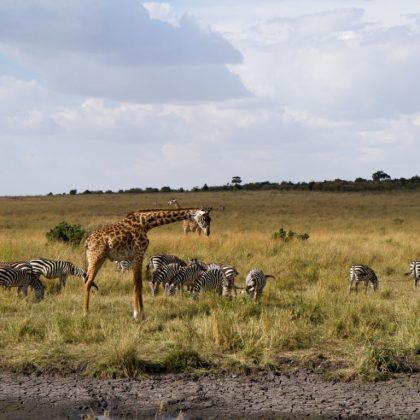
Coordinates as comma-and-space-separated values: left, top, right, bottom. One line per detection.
124, 207, 202, 218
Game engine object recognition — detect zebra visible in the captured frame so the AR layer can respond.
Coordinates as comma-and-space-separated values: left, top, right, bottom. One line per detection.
0, 266, 45, 300
165, 263, 205, 296
150, 263, 182, 296
29, 258, 97, 290
115, 260, 131, 274
188, 259, 240, 295
190, 268, 231, 299
349, 265, 378, 294
145, 254, 187, 281
404, 261, 420, 288
245, 268, 275, 301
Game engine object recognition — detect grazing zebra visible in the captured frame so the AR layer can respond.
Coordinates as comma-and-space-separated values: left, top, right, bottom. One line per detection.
349, 265, 378, 294
150, 263, 182, 296
0, 266, 45, 300
115, 260, 131, 273
145, 254, 186, 280
168, 199, 202, 235
29, 258, 96, 290
190, 268, 231, 299
165, 263, 205, 295
188, 259, 240, 295
404, 261, 420, 288
245, 268, 275, 301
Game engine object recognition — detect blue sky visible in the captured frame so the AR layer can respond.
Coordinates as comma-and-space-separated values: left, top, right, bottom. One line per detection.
1, 0, 420, 195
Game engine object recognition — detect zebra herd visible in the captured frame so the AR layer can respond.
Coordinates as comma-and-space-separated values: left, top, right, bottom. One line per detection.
1, 256, 418, 303
0, 258, 89, 300
0, 254, 274, 302
142, 254, 274, 301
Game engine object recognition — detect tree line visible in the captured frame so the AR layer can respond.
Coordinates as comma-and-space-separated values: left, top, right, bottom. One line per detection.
50, 171, 420, 196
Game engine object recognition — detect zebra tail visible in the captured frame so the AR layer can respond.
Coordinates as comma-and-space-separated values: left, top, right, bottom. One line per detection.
265, 275, 275, 279
404, 272, 411, 276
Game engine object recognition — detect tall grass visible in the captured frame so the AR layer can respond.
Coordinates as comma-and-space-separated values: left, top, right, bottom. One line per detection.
0, 191, 419, 380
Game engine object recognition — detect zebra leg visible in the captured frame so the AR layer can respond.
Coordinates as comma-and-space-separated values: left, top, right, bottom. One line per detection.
364, 279, 369, 293
60, 274, 67, 290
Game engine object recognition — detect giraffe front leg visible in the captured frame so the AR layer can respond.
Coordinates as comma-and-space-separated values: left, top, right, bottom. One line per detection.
132, 257, 145, 320
84, 256, 104, 315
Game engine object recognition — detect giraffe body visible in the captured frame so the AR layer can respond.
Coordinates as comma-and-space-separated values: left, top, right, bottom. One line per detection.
84, 208, 211, 319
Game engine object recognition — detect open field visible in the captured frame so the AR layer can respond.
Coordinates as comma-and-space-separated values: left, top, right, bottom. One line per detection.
0, 191, 419, 381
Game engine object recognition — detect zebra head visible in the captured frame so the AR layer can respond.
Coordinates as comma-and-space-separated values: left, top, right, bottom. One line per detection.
190, 208, 212, 236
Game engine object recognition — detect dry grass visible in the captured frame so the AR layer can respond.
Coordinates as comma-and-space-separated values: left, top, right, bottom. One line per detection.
0, 191, 419, 380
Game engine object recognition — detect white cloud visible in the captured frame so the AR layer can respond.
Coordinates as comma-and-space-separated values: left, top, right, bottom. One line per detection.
0, 0, 247, 102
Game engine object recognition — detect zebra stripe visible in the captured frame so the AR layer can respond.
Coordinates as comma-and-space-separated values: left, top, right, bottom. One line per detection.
29, 258, 95, 290
404, 260, 419, 288
150, 263, 182, 296
190, 268, 230, 299
166, 264, 204, 296
146, 254, 186, 280
0, 266, 45, 300
188, 259, 239, 286
245, 268, 274, 301
349, 265, 378, 294
115, 260, 131, 273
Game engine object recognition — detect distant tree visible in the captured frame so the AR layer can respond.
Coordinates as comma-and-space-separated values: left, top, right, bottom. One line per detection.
118, 189, 124, 194
83, 190, 91, 194
178, 187, 185, 192
202, 183, 209, 191
231, 176, 242, 188
105, 190, 113, 194
47, 192, 53, 196
69, 189, 77, 195
355, 177, 367, 183
160, 186, 172, 193
372, 171, 391, 181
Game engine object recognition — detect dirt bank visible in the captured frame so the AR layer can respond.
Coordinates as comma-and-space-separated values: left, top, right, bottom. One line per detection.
0, 370, 419, 419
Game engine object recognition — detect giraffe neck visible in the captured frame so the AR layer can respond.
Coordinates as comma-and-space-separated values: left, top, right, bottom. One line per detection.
129, 208, 196, 231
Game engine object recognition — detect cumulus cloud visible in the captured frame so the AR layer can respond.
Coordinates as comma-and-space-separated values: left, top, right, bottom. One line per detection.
0, 0, 247, 102
231, 8, 420, 118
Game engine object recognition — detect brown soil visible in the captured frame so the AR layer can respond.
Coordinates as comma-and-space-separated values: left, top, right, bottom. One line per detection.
0, 370, 419, 419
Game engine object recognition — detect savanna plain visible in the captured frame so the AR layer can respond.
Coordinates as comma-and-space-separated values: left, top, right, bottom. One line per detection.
0, 190, 419, 382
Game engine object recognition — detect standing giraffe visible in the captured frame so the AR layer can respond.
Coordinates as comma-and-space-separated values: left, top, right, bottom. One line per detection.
168, 198, 202, 235
84, 207, 212, 319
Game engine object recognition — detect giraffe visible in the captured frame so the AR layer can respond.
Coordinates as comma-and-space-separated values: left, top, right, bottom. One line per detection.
168, 198, 202, 235
84, 207, 212, 319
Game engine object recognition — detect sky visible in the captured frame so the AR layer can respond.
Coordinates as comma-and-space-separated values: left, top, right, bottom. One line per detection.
1, 0, 420, 195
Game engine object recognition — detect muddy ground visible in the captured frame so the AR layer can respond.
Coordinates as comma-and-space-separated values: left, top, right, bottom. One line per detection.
0, 370, 419, 419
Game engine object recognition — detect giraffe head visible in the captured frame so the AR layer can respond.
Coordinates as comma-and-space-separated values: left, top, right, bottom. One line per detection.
190, 208, 212, 236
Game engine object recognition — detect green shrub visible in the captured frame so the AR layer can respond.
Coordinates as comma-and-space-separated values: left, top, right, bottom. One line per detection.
46, 221, 86, 246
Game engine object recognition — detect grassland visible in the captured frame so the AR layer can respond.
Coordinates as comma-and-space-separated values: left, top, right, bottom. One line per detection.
0, 191, 419, 381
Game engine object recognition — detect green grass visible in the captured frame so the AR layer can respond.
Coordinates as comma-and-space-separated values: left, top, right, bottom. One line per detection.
0, 191, 419, 380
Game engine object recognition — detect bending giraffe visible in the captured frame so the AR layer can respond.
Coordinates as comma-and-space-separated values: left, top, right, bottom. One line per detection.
168, 198, 202, 235
84, 207, 212, 319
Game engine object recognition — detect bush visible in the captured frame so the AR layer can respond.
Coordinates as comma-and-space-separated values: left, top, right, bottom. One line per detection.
46, 221, 86, 246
